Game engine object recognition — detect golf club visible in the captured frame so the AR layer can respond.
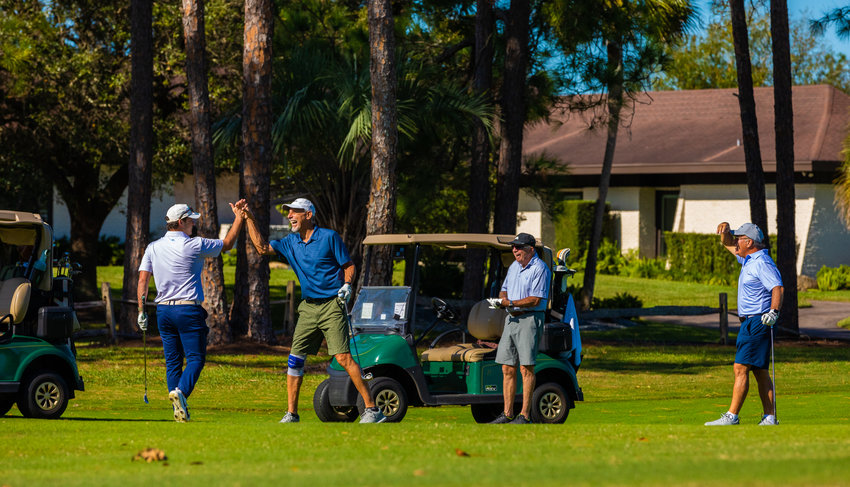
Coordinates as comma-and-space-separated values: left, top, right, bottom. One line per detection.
143, 329, 149, 404
338, 298, 372, 381
770, 325, 776, 421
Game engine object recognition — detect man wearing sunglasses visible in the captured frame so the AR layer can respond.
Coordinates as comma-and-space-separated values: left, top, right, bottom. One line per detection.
136, 203, 245, 422
706, 222, 783, 426
488, 232, 551, 424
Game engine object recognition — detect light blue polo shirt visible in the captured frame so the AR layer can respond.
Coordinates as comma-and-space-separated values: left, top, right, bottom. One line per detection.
736, 249, 783, 315
501, 253, 551, 312
269, 227, 351, 299
139, 231, 223, 302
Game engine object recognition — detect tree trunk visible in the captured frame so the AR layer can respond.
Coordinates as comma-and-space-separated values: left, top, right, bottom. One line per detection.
770, 0, 799, 336
493, 0, 530, 236
183, 0, 232, 345
239, 0, 274, 344
364, 0, 398, 286
229, 168, 249, 337
463, 0, 495, 302
121, 0, 153, 335
729, 0, 770, 247
580, 41, 623, 311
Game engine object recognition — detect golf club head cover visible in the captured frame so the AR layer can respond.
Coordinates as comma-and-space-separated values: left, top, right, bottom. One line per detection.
287, 354, 306, 376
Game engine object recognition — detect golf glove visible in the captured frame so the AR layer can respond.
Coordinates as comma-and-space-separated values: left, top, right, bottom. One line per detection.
486, 298, 502, 309
761, 309, 779, 326
337, 283, 352, 302
137, 312, 148, 332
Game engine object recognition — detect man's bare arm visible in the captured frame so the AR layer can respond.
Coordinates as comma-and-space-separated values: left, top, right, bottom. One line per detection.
234, 199, 276, 256
717, 222, 737, 255
342, 262, 355, 284
771, 285, 784, 311
137, 270, 152, 312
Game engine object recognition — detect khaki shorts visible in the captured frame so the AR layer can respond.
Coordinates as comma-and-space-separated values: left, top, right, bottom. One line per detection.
291, 298, 350, 357
495, 312, 544, 367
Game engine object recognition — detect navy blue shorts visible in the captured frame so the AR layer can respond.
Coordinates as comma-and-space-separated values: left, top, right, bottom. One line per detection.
735, 315, 771, 370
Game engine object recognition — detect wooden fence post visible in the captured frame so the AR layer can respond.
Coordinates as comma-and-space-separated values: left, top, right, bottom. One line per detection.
719, 292, 728, 345
286, 280, 296, 336
102, 282, 116, 344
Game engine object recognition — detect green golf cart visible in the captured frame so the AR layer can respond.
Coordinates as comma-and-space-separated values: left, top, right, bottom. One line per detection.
0, 210, 84, 419
313, 234, 583, 423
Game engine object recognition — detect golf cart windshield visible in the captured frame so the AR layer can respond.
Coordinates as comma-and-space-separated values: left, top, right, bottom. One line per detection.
350, 286, 412, 335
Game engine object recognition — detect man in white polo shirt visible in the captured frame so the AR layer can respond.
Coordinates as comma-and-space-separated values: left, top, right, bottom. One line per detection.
136, 203, 244, 422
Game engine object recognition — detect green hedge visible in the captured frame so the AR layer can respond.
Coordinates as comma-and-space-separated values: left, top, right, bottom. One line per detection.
817, 265, 850, 291
553, 200, 615, 262
663, 232, 739, 285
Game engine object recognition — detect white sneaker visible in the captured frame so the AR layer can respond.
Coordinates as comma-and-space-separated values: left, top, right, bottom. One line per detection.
279, 412, 300, 423
758, 415, 778, 425
169, 388, 190, 423
359, 407, 387, 423
705, 412, 739, 426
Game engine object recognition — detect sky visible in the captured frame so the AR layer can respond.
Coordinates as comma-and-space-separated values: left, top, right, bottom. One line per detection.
696, 0, 850, 57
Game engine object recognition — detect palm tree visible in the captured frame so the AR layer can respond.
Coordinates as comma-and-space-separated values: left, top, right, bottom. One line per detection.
464, 0, 496, 302
238, 0, 274, 344
182, 0, 232, 345
545, 0, 696, 310
364, 0, 399, 286
493, 0, 531, 236
122, 0, 153, 337
770, 0, 798, 335
730, 0, 770, 248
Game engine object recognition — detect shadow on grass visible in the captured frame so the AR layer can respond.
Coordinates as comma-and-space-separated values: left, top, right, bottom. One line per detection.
2, 416, 173, 422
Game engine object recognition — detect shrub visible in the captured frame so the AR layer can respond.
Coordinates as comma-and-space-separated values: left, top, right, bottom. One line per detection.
552, 200, 615, 263
663, 232, 739, 284
592, 291, 643, 309
817, 265, 850, 291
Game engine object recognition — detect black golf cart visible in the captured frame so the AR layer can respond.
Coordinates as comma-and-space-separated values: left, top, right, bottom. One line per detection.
313, 234, 583, 423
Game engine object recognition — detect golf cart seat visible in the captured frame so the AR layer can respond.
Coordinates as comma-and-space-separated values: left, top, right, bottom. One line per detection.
420, 300, 507, 363
0, 277, 31, 343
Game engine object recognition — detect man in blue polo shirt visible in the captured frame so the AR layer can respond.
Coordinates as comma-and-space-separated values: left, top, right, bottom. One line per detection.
235, 197, 384, 424
487, 232, 551, 424
137, 203, 244, 422
706, 222, 783, 426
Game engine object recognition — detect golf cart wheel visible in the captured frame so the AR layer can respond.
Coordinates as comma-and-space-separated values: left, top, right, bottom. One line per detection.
0, 398, 14, 417
17, 371, 69, 419
470, 403, 503, 423
313, 379, 358, 423
357, 377, 408, 423
531, 382, 572, 424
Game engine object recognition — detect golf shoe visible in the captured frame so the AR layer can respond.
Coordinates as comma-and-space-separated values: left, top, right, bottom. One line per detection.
705, 412, 739, 426
169, 388, 190, 423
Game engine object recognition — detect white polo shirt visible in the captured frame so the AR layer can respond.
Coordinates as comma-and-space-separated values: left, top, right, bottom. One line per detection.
139, 231, 223, 303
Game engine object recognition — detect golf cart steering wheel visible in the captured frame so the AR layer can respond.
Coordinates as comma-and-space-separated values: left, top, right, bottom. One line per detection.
431, 297, 459, 324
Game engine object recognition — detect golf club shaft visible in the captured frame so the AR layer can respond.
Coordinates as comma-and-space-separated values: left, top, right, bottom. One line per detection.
143, 329, 149, 403
770, 326, 776, 419
338, 298, 370, 380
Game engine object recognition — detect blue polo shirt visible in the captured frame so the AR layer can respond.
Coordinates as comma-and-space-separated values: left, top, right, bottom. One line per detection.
736, 249, 783, 315
269, 227, 351, 299
501, 253, 551, 312
139, 231, 223, 302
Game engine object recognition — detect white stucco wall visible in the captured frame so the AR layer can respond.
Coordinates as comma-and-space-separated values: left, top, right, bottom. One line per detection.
52, 172, 286, 240
799, 184, 850, 276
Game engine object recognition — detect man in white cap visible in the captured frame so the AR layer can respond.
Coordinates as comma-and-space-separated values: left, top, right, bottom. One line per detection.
234, 197, 385, 423
706, 222, 783, 426
487, 232, 551, 424
136, 203, 244, 422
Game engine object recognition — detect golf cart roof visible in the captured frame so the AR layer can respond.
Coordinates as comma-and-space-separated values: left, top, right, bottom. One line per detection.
0, 211, 44, 225
362, 233, 541, 250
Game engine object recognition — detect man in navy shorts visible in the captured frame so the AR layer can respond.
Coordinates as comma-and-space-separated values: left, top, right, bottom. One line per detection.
706, 222, 783, 426
235, 197, 384, 424
137, 203, 244, 422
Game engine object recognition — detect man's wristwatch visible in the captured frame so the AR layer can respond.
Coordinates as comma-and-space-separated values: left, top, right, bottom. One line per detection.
508, 300, 513, 308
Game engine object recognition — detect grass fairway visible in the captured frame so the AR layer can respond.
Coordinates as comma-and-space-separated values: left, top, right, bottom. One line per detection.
2, 334, 849, 486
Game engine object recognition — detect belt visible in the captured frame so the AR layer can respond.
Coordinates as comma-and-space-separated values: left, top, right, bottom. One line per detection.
158, 300, 203, 306
738, 314, 760, 323
508, 310, 544, 318
304, 296, 336, 304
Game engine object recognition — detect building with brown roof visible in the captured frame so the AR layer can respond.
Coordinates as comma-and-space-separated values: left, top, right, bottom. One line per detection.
519, 84, 850, 277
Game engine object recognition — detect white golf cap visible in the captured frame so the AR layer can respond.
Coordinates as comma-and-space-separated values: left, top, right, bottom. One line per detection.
282, 198, 315, 215
165, 204, 200, 223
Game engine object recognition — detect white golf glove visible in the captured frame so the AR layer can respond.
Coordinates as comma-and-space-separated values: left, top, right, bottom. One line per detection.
761, 309, 779, 326
137, 312, 148, 332
486, 298, 502, 309
337, 283, 352, 302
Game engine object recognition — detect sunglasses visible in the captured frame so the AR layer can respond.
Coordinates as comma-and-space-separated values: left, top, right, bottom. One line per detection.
512, 244, 530, 250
